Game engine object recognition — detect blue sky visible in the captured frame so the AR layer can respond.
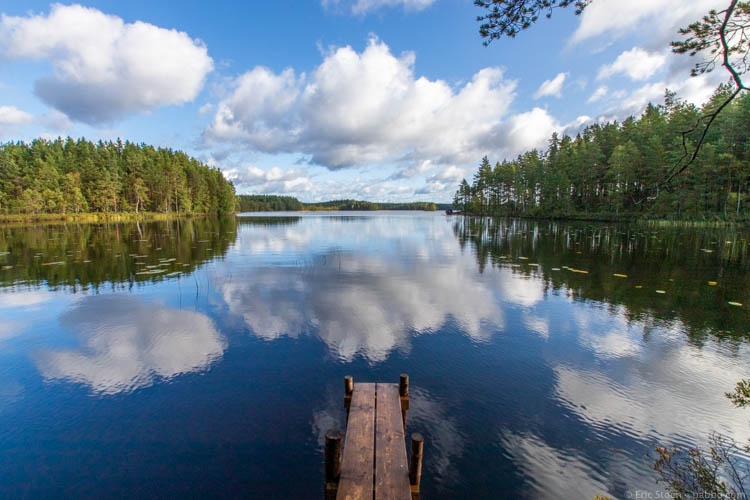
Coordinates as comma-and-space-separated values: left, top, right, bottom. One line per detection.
0, 0, 727, 202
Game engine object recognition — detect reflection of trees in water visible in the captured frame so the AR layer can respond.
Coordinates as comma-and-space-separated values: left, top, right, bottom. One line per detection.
0, 217, 237, 290
453, 217, 750, 339
236, 216, 301, 227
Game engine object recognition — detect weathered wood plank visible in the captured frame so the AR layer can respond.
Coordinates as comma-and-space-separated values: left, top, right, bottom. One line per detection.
337, 383, 375, 500
375, 383, 411, 500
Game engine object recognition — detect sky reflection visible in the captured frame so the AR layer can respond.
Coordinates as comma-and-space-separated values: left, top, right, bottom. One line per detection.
0, 215, 748, 498
35, 295, 226, 395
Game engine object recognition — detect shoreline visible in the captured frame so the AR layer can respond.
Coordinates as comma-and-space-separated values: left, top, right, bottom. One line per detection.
453, 212, 750, 225
0, 212, 209, 226
3, 210, 748, 227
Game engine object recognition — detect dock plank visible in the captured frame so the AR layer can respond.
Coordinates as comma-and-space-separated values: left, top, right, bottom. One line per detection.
374, 383, 411, 500
337, 383, 376, 500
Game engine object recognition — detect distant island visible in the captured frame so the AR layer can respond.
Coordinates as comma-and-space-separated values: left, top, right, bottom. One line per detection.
236, 195, 445, 212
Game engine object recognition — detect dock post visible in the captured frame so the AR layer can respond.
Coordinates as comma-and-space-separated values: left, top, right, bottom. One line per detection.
399, 373, 409, 429
409, 433, 423, 500
344, 376, 353, 420
324, 429, 343, 500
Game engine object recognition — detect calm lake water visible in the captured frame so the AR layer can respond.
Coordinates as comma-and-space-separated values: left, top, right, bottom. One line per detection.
0, 212, 749, 498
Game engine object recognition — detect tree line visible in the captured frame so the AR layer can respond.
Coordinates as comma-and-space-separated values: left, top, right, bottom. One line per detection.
0, 137, 236, 216
454, 85, 750, 219
236, 194, 438, 212
236, 195, 303, 212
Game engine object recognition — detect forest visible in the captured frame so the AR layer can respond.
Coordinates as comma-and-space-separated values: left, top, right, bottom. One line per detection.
454, 85, 750, 220
236, 195, 303, 212
236, 194, 439, 212
0, 137, 236, 216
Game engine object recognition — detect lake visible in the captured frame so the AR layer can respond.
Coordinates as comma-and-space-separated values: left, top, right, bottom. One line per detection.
0, 212, 748, 498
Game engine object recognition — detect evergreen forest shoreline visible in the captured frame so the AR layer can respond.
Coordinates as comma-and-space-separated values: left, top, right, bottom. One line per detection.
454, 86, 750, 223
0, 211, 207, 226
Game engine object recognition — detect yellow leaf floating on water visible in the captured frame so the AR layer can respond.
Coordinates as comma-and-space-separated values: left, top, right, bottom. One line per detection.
613, 273, 628, 278
551, 268, 561, 271
656, 290, 666, 294
41, 261, 64, 266
570, 268, 589, 274
635, 285, 643, 288
708, 281, 717, 286
728, 301, 743, 307
701, 249, 714, 253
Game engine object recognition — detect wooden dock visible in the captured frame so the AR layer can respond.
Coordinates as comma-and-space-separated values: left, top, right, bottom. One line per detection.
325, 374, 424, 500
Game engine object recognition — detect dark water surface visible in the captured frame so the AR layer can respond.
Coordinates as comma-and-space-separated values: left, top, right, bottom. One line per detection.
0, 213, 748, 498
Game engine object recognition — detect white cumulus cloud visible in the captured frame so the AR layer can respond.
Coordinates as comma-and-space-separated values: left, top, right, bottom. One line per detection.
533, 72, 567, 99
571, 0, 724, 47
597, 47, 667, 81
204, 37, 529, 170
498, 107, 561, 154
224, 165, 315, 194
586, 85, 608, 103
0, 4, 214, 124
0, 105, 33, 126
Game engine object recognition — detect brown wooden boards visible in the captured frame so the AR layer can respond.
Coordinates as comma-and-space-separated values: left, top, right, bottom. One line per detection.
374, 383, 411, 500
337, 383, 375, 500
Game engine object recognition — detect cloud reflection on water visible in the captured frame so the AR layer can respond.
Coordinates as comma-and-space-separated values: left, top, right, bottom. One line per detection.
554, 306, 750, 448
223, 215, 522, 361
35, 295, 226, 395
500, 430, 610, 500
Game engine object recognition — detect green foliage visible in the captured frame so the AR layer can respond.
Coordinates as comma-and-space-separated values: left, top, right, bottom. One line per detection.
236, 195, 438, 212
455, 86, 750, 219
0, 137, 235, 216
305, 199, 381, 210
475, 0, 590, 42
237, 195, 283, 212
671, 1, 750, 79
236, 195, 304, 212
